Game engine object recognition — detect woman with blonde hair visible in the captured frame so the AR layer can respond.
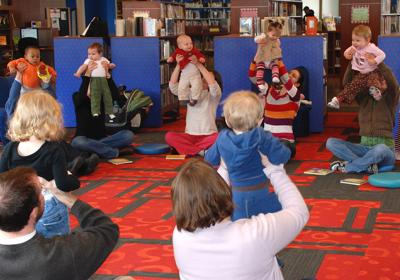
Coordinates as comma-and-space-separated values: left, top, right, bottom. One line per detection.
0, 90, 80, 238
172, 159, 309, 280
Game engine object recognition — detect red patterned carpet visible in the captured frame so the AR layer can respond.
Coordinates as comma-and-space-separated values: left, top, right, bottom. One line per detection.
72, 112, 400, 280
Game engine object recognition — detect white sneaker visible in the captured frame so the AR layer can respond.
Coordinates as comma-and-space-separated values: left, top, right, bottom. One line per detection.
327, 97, 340, 109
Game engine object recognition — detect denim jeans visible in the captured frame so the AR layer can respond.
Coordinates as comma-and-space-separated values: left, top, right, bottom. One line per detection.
5, 79, 56, 118
326, 137, 396, 173
36, 196, 70, 238
71, 130, 134, 159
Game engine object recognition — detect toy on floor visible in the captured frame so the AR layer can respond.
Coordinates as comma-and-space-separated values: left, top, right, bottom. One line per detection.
368, 172, 400, 188
135, 143, 170, 155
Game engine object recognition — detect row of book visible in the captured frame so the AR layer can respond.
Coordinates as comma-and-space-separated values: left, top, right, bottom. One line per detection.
161, 87, 178, 108
381, 15, 400, 34
271, 2, 302, 17
192, 37, 214, 52
184, 1, 230, 8
186, 18, 230, 32
165, 18, 185, 36
160, 63, 173, 85
185, 8, 230, 19
160, 39, 175, 61
125, 17, 158, 36
0, 0, 11, 5
160, 3, 185, 19
382, 0, 400, 14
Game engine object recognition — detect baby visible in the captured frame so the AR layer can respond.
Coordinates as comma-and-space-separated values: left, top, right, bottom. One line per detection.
167, 34, 206, 106
7, 45, 56, 93
253, 21, 283, 91
328, 25, 387, 109
74, 42, 115, 119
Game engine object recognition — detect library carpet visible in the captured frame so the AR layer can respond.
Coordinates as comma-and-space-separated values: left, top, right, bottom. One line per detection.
71, 111, 400, 280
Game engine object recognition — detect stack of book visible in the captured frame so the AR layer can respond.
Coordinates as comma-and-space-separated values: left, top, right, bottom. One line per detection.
126, 17, 158, 36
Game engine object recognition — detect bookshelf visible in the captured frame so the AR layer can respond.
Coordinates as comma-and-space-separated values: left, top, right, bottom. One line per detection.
0, 4, 13, 76
381, 0, 400, 34
326, 31, 341, 76
270, 0, 303, 34
122, 1, 185, 36
111, 37, 179, 127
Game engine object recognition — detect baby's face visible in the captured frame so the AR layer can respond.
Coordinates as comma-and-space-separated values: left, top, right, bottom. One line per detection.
88, 48, 101, 61
24, 48, 40, 65
352, 34, 369, 50
268, 27, 282, 40
178, 37, 193, 52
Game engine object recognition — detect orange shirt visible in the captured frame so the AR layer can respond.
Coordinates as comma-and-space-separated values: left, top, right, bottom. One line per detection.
7, 58, 57, 89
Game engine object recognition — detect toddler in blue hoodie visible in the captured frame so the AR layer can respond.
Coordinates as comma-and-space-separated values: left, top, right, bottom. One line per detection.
205, 90, 291, 220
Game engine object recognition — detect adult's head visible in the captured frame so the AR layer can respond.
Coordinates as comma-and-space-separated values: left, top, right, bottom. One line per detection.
171, 159, 234, 232
223, 90, 264, 132
0, 167, 43, 232
8, 90, 65, 142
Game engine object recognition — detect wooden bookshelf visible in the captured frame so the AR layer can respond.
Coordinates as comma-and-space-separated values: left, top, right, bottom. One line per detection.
0, 5, 14, 76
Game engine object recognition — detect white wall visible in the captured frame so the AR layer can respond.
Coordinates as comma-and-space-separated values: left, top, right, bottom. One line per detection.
322, 0, 339, 17
302, 0, 340, 19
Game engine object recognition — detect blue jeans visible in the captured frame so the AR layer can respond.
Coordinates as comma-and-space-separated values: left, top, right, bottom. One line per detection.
232, 187, 282, 221
5, 79, 56, 118
71, 130, 134, 159
36, 196, 70, 238
326, 138, 396, 173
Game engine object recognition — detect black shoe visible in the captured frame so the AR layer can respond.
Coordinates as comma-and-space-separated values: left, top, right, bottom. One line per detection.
118, 146, 135, 157
81, 153, 100, 176
68, 156, 86, 176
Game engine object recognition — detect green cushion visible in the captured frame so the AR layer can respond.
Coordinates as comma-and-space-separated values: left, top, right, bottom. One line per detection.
368, 172, 400, 188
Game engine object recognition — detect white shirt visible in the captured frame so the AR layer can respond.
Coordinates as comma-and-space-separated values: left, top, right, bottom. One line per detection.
0, 230, 36, 245
169, 82, 221, 135
173, 164, 309, 280
84, 57, 109, 77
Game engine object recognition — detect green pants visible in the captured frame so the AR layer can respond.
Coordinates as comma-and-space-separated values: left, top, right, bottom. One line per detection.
90, 77, 113, 115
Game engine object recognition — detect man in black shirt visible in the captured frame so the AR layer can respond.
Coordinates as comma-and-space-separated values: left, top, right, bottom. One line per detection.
0, 167, 119, 280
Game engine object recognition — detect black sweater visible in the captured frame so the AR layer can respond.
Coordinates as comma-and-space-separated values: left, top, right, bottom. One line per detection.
0, 141, 80, 191
0, 200, 119, 280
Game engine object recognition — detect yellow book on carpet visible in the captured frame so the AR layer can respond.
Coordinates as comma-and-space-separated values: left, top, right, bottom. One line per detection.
108, 158, 133, 165
340, 178, 368, 186
166, 154, 186, 160
303, 168, 333, 176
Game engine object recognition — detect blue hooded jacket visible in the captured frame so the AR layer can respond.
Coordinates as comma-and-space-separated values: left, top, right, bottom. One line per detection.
205, 127, 291, 187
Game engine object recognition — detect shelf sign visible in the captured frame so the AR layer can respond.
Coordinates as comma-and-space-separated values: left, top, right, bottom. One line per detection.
351, 5, 369, 24
240, 8, 258, 18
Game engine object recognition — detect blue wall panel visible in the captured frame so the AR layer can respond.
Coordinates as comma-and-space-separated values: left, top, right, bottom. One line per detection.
111, 37, 161, 127
378, 36, 400, 138
215, 36, 324, 133
54, 37, 103, 127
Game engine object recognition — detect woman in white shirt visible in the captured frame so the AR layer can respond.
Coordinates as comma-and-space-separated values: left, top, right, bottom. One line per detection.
171, 159, 309, 280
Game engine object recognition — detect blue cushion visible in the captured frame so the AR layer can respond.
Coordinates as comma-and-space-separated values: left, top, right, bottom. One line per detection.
368, 172, 400, 188
378, 165, 395, 172
135, 143, 170, 155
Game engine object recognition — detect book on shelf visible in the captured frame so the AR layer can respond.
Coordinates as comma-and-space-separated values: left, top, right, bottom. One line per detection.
0, 35, 7, 46
143, 17, 157, 36
381, 0, 400, 14
381, 15, 400, 34
166, 154, 186, 160
271, 2, 301, 17
160, 39, 172, 60
240, 17, 253, 36
340, 178, 368, 186
303, 168, 334, 176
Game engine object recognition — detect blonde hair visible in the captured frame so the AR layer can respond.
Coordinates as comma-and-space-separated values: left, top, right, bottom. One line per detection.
171, 159, 233, 232
352, 25, 371, 40
8, 91, 65, 142
223, 91, 264, 131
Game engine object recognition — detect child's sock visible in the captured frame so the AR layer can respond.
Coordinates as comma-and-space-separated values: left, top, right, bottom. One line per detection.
93, 113, 99, 117
327, 97, 340, 109
369, 86, 382, 101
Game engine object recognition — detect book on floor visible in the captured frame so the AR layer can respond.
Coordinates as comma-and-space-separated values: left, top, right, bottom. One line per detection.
165, 154, 186, 160
108, 158, 133, 165
340, 178, 368, 186
303, 168, 334, 176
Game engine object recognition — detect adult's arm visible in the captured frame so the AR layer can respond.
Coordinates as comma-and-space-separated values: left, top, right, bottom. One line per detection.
254, 163, 309, 256
52, 148, 80, 192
